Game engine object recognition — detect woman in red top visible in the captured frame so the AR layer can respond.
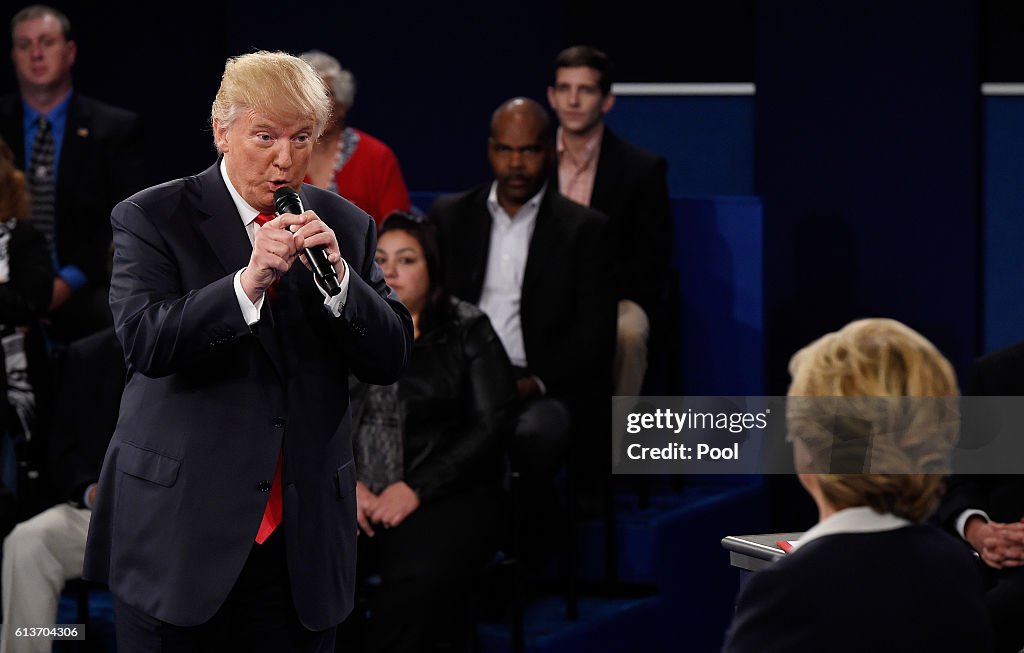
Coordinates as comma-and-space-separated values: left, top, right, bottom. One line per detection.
300, 50, 411, 226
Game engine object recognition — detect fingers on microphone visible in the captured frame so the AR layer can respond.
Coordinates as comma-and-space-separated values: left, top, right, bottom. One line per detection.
266, 213, 309, 234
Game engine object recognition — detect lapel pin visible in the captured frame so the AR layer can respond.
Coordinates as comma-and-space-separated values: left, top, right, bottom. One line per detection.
77, 127, 89, 138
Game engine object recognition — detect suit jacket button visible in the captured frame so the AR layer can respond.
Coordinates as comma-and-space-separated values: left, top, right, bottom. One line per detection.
272, 417, 286, 428
257, 481, 271, 493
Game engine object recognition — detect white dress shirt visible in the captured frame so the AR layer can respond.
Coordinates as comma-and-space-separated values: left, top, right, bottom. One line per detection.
219, 159, 349, 325
478, 181, 545, 369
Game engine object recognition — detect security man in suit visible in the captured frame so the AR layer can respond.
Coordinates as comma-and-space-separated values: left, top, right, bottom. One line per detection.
1, 5, 144, 344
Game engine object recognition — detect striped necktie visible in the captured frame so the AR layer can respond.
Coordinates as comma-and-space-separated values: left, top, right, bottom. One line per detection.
27, 116, 57, 256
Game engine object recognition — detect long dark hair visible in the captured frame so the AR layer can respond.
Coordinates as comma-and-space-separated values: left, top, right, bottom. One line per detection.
379, 211, 451, 336
0, 137, 30, 221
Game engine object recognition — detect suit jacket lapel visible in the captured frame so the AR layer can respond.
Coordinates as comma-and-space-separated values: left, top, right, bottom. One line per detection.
197, 161, 254, 276
589, 127, 622, 211
462, 188, 492, 303
57, 94, 88, 208
196, 161, 285, 378
522, 189, 560, 309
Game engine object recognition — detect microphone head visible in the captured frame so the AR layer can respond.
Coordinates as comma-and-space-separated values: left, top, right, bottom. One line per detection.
273, 186, 304, 216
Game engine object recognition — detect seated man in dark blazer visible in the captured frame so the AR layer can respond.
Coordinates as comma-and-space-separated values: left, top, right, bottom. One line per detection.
936, 339, 1024, 653
1, 326, 124, 653
547, 45, 671, 399
429, 97, 615, 563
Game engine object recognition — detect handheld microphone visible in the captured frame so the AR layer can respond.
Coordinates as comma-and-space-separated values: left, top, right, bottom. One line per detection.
273, 187, 341, 296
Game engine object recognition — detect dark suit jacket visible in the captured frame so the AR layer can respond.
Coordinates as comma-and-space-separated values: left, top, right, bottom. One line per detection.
0, 92, 145, 287
82, 162, 413, 631
429, 184, 615, 402
722, 526, 991, 653
934, 340, 1024, 652
574, 127, 671, 315
46, 326, 125, 506
936, 341, 1024, 532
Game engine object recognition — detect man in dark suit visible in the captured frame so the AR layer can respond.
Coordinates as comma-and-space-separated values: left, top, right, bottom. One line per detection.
429, 97, 615, 561
936, 339, 1024, 653
547, 45, 672, 398
1, 5, 144, 344
1, 327, 123, 653
82, 51, 412, 652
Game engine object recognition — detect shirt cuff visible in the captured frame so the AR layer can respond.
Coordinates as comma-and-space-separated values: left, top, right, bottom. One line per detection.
58, 265, 88, 291
233, 269, 264, 326
317, 258, 350, 318
956, 509, 990, 540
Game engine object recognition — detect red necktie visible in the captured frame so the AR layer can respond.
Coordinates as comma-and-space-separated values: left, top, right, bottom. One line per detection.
253, 213, 280, 301
255, 450, 283, 544
253, 212, 283, 544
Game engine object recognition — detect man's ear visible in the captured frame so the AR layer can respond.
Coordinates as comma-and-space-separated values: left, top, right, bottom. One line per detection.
601, 92, 616, 115
213, 118, 229, 153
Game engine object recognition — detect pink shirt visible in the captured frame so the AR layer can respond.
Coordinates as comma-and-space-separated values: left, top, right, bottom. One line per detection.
556, 124, 604, 207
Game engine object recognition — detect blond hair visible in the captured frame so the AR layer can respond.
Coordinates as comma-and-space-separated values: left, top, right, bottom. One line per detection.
210, 51, 332, 149
787, 318, 959, 522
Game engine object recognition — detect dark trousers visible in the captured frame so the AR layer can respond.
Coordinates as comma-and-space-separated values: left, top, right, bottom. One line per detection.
510, 397, 571, 575
339, 485, 504, 653
987, 566, 1024, 653
113, 528, 335, 652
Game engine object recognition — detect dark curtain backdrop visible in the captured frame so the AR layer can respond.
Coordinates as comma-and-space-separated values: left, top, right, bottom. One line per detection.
0, 0, 754, 192
755, 0, 979, 530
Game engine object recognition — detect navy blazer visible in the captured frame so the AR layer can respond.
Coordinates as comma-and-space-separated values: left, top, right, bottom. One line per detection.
722, 526, 991, 653
83, 162, 412, 630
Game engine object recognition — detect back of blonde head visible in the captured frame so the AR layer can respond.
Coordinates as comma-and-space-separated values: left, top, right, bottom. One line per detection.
211, 51, 332, 149
787, 318, 959, 522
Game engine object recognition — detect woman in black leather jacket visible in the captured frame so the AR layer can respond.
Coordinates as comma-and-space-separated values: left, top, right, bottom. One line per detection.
345, 211, 516, 653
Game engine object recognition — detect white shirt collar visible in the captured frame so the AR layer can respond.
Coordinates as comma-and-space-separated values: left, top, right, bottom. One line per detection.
790, 505, 912, 552
486, 180, 547, 220
219, 158, 262, 229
